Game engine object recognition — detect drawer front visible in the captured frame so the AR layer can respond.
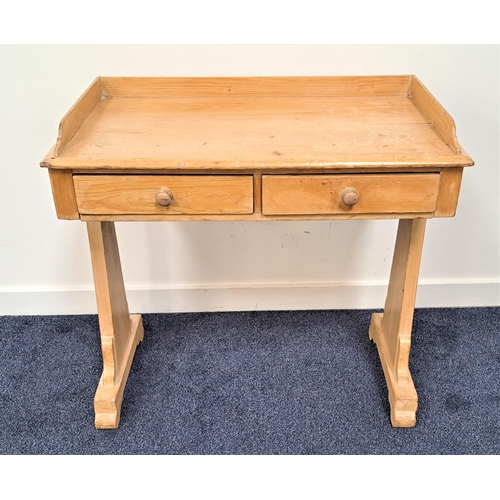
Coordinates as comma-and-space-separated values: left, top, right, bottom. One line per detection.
74, 175, 254, 215
262, 174, 440, 215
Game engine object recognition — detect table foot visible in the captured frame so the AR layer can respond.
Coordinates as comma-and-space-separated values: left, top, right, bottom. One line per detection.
94, 314, 144, 429
369, 312, 417, 427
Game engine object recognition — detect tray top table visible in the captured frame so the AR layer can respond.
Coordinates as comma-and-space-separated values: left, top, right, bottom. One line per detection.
41, 76, 474, 428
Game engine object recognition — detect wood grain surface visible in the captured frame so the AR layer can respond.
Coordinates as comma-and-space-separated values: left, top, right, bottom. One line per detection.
262, 173, 440, 215
74, 175, 254, 215
42, 76, 474, 170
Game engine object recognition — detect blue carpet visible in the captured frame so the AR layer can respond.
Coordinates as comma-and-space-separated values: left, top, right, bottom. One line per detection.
0, 307, 498, 454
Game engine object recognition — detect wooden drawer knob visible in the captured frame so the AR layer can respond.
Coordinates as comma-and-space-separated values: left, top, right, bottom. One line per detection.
156, 187, 174, 207
341, 187, 359, 206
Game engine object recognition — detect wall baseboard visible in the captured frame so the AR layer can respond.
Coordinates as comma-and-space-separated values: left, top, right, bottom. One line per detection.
1, 281, 498, 315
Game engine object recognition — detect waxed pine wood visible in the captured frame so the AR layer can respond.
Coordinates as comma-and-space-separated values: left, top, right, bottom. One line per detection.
54, 77, 102, 156
74, 175, 254, 215
435, 167, 464, 217
99, 75, 414, 97
48, 168, 79, 220
409, 76, 461, 154
42, 76, 474, 171
87, 221, 144, 429
41, 76, 474, 429
369, 218, 426, 427
261, 173, 440, 215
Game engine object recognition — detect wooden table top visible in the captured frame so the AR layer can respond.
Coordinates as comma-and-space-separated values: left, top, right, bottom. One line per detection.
41, 76, 474, 172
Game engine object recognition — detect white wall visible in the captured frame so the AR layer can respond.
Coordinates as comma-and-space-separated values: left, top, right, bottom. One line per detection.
0, 45, 498, 314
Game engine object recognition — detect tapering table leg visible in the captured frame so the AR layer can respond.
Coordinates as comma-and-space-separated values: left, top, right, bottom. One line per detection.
87, 221, 144, 429
369, 218, 426, 427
